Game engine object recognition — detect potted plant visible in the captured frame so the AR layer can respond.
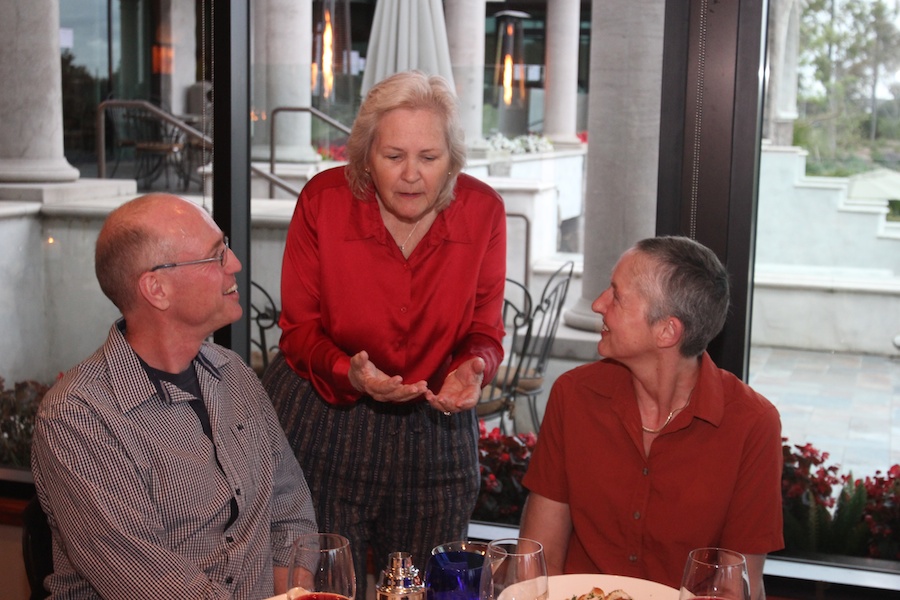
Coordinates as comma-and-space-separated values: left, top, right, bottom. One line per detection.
472, 422, 536, 525
0, 377, 49, 481
781, 438, 900, 562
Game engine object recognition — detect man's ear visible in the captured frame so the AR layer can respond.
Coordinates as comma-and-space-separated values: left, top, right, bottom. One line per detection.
657, 316, 684, 350
137, 271, 171, 310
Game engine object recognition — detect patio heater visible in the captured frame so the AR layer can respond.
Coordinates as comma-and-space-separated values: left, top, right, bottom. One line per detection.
312, 0, 353, 155
493, 10, 530, 138
312, 1, 353, 105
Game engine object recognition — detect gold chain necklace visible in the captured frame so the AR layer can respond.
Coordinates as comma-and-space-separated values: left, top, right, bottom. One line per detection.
398, 219, 421, 252
642, 390, 693, 434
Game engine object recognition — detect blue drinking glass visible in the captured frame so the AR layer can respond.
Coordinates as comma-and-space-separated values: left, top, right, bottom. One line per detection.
425, 540, 488, 600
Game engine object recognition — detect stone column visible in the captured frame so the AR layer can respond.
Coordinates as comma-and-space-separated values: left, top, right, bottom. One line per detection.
763, 0, 801, 146
446, 0, 487, 150
250, 0, 318, 163
543, 0, 583, 148
0, 0, 79, 183
564, 0, 665, 330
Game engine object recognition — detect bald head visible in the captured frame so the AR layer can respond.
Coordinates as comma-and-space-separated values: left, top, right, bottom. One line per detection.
95, 194, 213, 312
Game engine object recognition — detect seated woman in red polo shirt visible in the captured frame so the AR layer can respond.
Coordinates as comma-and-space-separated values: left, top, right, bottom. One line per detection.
520, 236, 783, 600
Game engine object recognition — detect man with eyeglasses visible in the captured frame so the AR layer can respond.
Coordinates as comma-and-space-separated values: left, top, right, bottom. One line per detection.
31, 193, 317, 599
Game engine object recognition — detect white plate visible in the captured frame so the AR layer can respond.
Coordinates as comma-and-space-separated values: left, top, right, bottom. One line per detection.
549, 573, 679, 600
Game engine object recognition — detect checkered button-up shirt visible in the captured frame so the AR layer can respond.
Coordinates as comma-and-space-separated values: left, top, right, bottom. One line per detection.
32, 319, 317, 599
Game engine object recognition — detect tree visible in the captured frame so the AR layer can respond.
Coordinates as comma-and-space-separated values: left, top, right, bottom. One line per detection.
798, 0, 900, 160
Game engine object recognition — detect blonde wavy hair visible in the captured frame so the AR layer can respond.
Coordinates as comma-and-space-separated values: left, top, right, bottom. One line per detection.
345, 71, 467, 211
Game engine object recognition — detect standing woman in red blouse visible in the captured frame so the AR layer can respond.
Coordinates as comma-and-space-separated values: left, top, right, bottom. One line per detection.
263, 70, 506, 597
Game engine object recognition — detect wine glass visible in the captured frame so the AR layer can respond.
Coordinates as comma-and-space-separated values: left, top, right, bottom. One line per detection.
678, 547, 750, 600
286, 532, 356, 600
478, 538, 548, 600
425, 540, 488, 600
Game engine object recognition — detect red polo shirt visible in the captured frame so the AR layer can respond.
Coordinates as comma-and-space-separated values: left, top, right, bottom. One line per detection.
522, 353, 784, 589
278, 167, 506, 405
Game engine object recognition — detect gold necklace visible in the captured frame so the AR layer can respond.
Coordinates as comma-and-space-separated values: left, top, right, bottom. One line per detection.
398, 219, 421, 252
642, 391, 693, 434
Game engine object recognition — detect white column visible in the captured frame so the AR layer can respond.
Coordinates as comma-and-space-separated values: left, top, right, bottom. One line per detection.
543, 0, 583, 148
251, 0, 318, 163
446, 0, 487, 150
564, 0, 665, 331
0, 0, 79, 183
763, 0, 801, 146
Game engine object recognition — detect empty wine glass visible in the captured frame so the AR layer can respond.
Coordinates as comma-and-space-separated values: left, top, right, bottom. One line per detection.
286, 532, 356, 600
478, 538, 548, 600
678, 547, 750, 600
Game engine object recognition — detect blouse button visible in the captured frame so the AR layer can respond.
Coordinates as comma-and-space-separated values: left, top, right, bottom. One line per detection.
400, 306, 408, 314
643, 467, 649, 476
629, 554, 638, 563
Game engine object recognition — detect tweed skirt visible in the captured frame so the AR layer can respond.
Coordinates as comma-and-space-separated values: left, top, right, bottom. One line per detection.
262, 352, 480, 598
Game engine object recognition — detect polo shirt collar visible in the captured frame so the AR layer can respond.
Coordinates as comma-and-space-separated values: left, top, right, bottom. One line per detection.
687, 351, 726, 426
599, 352, 725, 430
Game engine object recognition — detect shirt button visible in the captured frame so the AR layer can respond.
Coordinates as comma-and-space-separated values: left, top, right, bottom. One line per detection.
629, 554, 638, 563
643, 467, 649, 476
400, 306, 408, 314
633, 511, 641, 520
226, 536, 234, 543
235, 488, 241, 496
225, 576, 234, 584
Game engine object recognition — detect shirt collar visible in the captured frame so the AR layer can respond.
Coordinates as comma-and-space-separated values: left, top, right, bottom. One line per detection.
601, 351, 725, 429
687, 351, 725, 426
106, 318, 226, 412
346, 188, 473, 247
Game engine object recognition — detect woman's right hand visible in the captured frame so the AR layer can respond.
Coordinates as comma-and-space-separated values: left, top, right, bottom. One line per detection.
348, 350, 429, 403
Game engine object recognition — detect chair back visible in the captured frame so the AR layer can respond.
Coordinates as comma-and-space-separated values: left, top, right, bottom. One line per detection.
250, 280, 281, 376
21, 496, 52, 600
521, 261, 574, 383
517, 261, 574, 429
476, 278, 533, 433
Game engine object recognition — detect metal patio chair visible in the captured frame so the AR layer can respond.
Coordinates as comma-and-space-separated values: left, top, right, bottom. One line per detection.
476, 278, 533, 434
518, 260, 575, 430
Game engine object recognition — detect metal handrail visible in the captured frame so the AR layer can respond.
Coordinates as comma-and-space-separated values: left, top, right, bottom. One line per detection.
96, 99, 302, 198
505, 212, 531, 289
268, 106, 353, 197
96, 99, 211, 179
250, 165, 301, 198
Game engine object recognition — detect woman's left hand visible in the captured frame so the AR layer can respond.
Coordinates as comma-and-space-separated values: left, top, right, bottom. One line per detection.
425, 357, 485, 414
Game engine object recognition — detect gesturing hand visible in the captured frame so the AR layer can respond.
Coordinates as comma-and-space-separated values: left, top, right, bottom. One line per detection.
348, 350, 428, 403
425, 356, 485, 414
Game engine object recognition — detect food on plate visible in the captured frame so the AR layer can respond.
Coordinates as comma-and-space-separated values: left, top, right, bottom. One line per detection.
569, 587, 633, 600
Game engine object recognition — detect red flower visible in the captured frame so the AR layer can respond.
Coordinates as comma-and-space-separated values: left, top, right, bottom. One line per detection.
781, 436, 899, 560
472, 422, 536, 525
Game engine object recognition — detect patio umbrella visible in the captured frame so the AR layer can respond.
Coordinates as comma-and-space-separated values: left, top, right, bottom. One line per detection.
360, 0, 455, 96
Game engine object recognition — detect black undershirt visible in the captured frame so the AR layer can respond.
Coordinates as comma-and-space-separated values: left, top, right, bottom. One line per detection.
139, 358, 239, 530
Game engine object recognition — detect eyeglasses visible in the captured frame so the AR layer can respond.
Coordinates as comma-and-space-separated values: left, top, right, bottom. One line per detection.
149, 237, 229, 272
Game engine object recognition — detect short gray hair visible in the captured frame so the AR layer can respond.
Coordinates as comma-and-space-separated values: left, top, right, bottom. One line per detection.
633, 236, 730, 357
